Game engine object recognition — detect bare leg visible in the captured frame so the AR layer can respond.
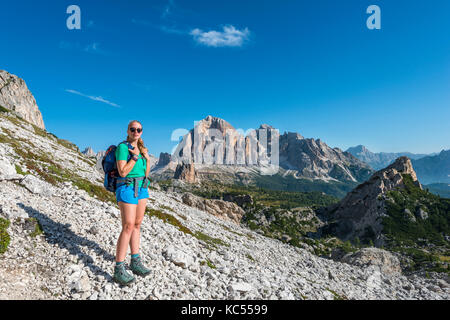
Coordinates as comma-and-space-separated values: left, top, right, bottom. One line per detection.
116, 202, 137, 262
130, 198, 148, 255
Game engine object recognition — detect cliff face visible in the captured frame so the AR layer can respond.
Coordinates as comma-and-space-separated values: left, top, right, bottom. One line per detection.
278, 133, 372, 183
320, 156, 422, 245
0, 70, 45, 130
168, 115, 373, 184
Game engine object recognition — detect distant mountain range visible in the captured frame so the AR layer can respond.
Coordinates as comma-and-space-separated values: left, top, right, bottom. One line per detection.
345, 145, 436, 170
411, 150, 450, 184
346, 145, 449, 185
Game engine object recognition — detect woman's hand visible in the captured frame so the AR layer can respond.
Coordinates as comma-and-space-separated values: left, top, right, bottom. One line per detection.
129, 146, 140, 156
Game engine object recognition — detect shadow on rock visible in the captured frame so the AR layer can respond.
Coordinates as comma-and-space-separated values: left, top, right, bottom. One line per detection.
17, 202, 115, 282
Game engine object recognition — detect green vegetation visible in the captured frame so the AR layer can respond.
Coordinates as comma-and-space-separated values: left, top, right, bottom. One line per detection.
145, 208, 193, 236
200, 259, 216, 269
193, 230, 229, 249
383, 174, 450, 273
26, 218, 44, 238
253, 173, 359, 199
160, 204, 175, 212
1, 125, 115, 204
325, 287, 347, 300
189, 181, 339, 210
72, 176, 117, 203
302, 236, 358, 257
0, 218, 11, 254
180, 180, 348, 256
15, 164, 28, 176
157, 179, 173, 190
0, 105, 9, 113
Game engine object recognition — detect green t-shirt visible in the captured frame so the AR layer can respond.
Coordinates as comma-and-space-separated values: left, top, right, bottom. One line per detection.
115, 142, 148, 187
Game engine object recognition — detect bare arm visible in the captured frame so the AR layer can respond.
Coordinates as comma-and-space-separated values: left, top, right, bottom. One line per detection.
117, 159, 137, 177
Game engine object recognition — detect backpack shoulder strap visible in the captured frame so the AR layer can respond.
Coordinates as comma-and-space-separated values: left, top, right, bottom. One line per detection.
117, 140, 132, 160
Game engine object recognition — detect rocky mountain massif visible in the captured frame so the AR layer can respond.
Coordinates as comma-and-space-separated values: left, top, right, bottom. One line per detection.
150, 115, 373, 198
319, 157, 423, 245
1, 93, 449, 300
0, 70, 45, 130
317, 157, 450, 274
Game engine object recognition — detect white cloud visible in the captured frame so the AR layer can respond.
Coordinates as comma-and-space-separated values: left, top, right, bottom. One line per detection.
190, 25, 250, 47
65, 89, 120, 108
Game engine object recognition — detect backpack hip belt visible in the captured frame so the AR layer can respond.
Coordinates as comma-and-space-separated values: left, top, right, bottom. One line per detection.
116, 176, 150, 197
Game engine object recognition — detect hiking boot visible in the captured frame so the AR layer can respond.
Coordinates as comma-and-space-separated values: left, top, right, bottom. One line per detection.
113, 263, 135, 286
130, 256, 151, 276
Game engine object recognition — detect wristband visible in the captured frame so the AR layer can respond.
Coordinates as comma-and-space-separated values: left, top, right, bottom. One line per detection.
131, 155, 139, 161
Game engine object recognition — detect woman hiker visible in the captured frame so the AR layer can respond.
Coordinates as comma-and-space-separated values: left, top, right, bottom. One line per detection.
113, 120, 152, 285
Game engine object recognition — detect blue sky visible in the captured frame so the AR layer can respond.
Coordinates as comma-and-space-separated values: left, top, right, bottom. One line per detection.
1, 0, 449, 156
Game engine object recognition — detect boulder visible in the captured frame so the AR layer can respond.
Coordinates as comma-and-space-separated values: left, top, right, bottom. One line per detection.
0, 156, 16, 177
20, 174, 55, 197
341, 247, 402, 275
181, 192, 245, 224
162, 245, 195, 269
416, 208, 429, 220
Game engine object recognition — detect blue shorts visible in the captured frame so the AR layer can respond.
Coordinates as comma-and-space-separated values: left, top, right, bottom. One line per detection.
115, 183, 149, 205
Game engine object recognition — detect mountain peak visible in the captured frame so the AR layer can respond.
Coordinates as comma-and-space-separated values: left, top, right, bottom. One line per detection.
197, 115, 235, 132
376, 156, 421, 189
0, 70, 45, 130
259, 124, 274, 130
320, 156, 423, 244
346, 145, 370, 154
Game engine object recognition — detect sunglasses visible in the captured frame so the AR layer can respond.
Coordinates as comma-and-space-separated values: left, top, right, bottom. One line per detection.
129, 127, 142, 133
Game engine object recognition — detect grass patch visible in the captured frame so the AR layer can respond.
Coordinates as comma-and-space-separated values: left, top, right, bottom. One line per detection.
193, 230, 229, 249
222, 224, 245, 237
15, 164, 28, 175
145, 208, 193, 235
200, 259, 216, 269
0, 218, 11, 254
71, 176, 116, 204
325, 288, 347, 300
26, 218, 44, 238
160, 204, 175, 213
